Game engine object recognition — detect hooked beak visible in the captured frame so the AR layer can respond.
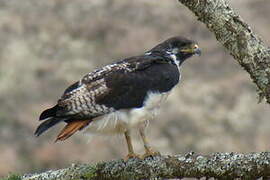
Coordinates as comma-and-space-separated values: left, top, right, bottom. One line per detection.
194, 46, 202, 56
180, 44, 201, 56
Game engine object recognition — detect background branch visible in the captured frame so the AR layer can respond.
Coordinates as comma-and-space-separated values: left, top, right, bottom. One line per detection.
178, 0, 270, 103
20, 152, 270, 180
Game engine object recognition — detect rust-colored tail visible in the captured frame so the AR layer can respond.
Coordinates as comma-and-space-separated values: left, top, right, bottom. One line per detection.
55, 120, 91, 142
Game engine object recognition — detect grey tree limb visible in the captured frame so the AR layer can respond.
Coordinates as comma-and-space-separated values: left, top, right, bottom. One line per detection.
178, 0, 270, 104
20, 152, 270, 180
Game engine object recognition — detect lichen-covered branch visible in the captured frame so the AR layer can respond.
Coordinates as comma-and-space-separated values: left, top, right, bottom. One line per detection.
178, 0, 270, 104
18, 152, 270, 180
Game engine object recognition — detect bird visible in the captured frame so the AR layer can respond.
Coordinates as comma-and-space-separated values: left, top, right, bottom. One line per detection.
35, 36, 201, 159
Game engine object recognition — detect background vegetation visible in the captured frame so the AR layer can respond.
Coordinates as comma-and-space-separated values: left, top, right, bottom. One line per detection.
0, 0, 270, 177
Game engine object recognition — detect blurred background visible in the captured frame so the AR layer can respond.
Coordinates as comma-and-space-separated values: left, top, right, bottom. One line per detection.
0, 0, 270, 177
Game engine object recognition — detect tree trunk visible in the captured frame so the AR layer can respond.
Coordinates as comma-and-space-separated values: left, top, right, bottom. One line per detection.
178, 0, 270, 104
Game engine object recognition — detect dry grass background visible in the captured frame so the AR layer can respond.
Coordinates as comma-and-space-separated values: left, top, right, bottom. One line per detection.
0, 0, 270, 177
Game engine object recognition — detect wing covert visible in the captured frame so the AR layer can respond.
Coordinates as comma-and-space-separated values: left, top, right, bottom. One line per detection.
54, 54, 179, 117
96, 56, 180, 110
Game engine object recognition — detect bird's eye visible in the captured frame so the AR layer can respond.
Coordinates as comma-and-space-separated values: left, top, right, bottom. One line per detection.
172, 48, 178, 54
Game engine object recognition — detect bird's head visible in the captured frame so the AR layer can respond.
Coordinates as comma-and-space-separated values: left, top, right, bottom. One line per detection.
149, 36, 201, 66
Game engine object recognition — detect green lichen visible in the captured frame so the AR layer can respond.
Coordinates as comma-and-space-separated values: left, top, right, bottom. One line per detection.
79, 164, 98, 179
255, 70, 269, 85
1, 174, 21, 180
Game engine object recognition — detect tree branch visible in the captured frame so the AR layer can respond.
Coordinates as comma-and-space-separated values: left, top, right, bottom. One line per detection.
178, 0, 270, 104
19, 152, 270, 180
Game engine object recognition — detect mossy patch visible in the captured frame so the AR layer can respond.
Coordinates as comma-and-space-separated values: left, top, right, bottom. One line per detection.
1, 174, 21, 180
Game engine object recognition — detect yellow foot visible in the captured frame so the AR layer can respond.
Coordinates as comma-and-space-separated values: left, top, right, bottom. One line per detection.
124, 153, 141, 161
141, 149, 161, 159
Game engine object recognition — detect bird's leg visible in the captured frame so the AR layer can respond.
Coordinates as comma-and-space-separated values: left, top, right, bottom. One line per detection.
139, 124, 160, 158
124, 130, 139, 160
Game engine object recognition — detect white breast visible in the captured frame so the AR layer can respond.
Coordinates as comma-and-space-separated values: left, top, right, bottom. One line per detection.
84, 91, 170, 135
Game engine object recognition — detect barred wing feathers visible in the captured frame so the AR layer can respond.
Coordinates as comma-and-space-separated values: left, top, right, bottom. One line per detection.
58, 55, 170, 115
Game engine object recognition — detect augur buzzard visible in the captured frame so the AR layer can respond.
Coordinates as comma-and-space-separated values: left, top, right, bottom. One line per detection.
35, 36, 201, 158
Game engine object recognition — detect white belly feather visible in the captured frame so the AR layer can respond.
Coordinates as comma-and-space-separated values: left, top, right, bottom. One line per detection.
84, 91, 170, 135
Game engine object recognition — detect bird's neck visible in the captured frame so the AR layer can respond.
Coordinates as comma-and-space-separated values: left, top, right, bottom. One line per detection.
144, 50, 181, 68
166, 53, 180, 68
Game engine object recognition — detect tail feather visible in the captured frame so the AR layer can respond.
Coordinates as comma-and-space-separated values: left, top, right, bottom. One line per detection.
39, 105, 59, 121
35, 118, 65, 136
55, 120, 91, 142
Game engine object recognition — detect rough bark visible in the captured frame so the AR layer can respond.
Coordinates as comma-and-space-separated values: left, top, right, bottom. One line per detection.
18, 152, 270, 180
178, 0, 270, 103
